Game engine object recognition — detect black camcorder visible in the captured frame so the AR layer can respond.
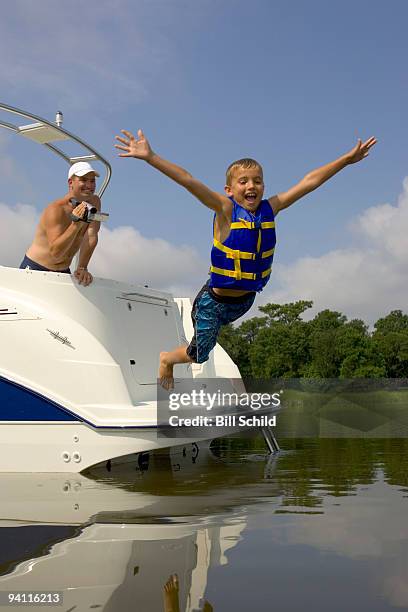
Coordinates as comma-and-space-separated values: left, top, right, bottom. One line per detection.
69, 199, 109, 223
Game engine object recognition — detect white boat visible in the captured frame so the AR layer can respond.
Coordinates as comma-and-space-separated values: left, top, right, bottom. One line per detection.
0, 103, 279, 473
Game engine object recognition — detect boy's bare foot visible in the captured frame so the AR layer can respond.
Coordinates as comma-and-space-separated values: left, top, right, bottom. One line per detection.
159, 352, 174, 390
163, 573, 180, 612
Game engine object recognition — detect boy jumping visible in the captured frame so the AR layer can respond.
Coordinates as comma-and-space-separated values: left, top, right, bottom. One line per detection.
115, 130, 376, 389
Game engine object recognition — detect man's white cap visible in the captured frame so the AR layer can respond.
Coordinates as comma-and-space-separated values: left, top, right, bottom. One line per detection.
68, 161, 100, 180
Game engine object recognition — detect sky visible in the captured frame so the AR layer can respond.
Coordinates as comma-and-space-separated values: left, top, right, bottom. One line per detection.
0, 0, 407, 323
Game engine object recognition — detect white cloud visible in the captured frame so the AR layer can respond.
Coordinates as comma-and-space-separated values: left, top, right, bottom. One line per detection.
260, 178, 408, 323
353, 177, 408, 264
0, 202, 206, 297
0, 203, 39, 267
92, 225, 207, 295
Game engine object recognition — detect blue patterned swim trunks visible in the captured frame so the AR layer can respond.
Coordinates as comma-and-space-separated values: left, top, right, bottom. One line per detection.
186, 282, 256, 364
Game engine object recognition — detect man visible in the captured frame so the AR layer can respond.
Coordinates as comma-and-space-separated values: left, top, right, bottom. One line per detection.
20, 161, 101, 286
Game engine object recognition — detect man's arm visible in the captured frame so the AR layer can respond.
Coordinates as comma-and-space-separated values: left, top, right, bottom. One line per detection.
115, 129, 230, 214
269, 137, 377, 215
45, 203, 89, 262
74, 196, 101, 286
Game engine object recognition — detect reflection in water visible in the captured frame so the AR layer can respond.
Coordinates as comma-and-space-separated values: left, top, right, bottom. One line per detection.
0, 437, 408, 611
0, 443, 278, 612
163, 574, 180, 612
163, 574, 213, 612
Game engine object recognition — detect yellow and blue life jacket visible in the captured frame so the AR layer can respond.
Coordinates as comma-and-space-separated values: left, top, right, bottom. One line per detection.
209, 198, 276, 292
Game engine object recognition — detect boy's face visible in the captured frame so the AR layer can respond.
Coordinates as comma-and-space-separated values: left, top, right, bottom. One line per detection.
224, 166, 265, 212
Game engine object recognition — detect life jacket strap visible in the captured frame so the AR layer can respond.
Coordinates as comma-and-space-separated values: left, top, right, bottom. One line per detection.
210, 265, 256, 280
213, 238, 256, 260
213, 238, 274, 261
229, 219, 275, 230
210, 265, 272, 280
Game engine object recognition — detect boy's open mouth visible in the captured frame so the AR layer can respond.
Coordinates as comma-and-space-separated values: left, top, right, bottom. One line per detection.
245, 193, 257, 203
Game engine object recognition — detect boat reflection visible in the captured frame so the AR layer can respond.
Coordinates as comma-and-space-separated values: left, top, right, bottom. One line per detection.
0, 444, 280, 612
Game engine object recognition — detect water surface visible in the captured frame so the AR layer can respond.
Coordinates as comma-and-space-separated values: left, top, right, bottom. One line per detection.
1, 437, 407, 611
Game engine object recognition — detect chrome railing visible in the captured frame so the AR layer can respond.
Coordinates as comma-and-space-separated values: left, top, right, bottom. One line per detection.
0, 102, 111, 197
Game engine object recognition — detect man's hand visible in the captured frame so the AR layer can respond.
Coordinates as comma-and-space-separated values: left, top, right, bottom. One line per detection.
345, 137, 377, 164
115, 129, 154, 161
74, 267, 93, 286
71, 201, 90, 224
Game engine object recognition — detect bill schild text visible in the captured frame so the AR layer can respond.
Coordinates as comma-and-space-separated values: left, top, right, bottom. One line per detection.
168, 414, 277, 427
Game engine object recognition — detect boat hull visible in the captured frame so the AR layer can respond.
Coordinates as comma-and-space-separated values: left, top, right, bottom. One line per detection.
0, 266, 257, 472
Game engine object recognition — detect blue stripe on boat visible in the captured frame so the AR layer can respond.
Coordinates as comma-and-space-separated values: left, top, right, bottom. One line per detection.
0, 375, 80, 421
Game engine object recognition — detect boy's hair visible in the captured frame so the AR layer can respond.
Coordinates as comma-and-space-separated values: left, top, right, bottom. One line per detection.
225, 158, 263, 185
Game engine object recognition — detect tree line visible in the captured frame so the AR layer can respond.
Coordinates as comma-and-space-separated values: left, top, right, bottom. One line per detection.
218, 301, 408, 378
212, 437, 408, 505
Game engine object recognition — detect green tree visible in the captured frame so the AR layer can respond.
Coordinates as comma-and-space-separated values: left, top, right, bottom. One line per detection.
336, 319, 385, 378
372, 331, 408, 377
249, 302, 313, 377
218, 302, 408, 379
374, 310, 408, 334
218, 317, 267, 378
373, 311, 408, 377
259, 300, 313, 325
306, 310, 347, 377
339, 350, 386, 378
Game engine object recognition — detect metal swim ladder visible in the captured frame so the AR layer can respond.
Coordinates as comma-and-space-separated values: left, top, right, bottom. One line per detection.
261, 425, 280, 453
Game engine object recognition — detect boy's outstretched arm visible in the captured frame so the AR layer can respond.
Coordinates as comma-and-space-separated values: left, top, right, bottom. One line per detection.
269, 137, 377, 215
115, 129, 228, 213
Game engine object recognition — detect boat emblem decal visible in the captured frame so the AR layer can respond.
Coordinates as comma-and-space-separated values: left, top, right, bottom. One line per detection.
47, 329, 75, 349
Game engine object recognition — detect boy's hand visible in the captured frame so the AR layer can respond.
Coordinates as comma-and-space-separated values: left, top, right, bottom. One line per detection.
115, 129, 154, 161
345, 137, 377, 164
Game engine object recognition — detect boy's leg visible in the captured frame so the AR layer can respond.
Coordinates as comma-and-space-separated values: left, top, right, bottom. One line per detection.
158, 284, 220, 390
159, 345, 192, 391
158, 284, 256, 391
